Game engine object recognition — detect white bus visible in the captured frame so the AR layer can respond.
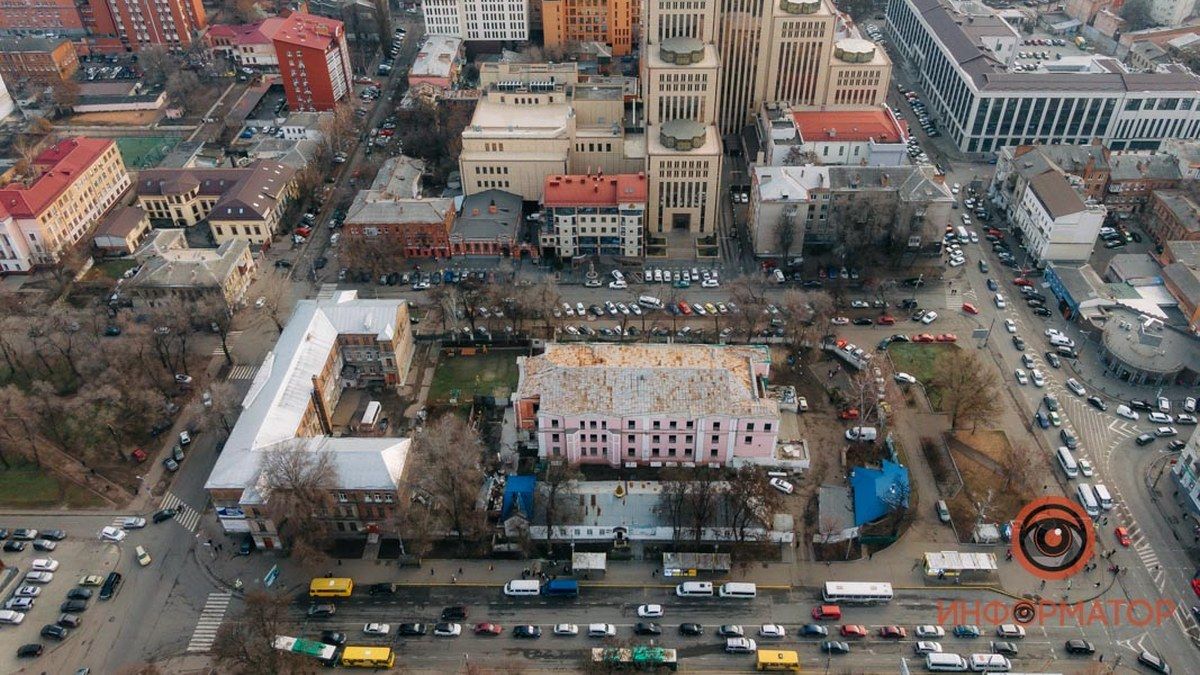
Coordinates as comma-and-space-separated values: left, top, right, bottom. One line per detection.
1055, 447, 1078, 479
822, 581, 894, 604
956, 226, 970, 243
1093, 484, 1114, 511
638, 295, 664, 309
718, 582, 757, 598
360, 401, 381, 427
1076, 483, 1100, 517
675, 582, 714, 597
926, 653, 968, 671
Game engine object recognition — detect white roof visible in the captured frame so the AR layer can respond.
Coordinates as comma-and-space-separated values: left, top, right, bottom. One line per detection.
754, 165, 830, 202
924, 550, 998, 571
411, 35, 462, 79
205, 291, 411, 497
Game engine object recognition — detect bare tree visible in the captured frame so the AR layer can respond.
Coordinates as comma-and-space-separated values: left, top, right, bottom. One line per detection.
685, 468, 721, 543
259, 443, 340, 566
257, 272, 293, 334
516, 278, 561, 338
721, 466, 781, 542
775, 210, 798, 261
727, 276, 768, 341
196, 295, 236, 366
656, 467, 689, 546
214, 591, 318, 674
1000, 441, 1034, 493
540, 462, 582, 545
139, 46, 175, 87
412, 414, 488, 551
931, 349, 1001, 430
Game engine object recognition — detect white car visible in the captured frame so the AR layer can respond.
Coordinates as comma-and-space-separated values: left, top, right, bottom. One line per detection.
914, 641, 943, 654
921, 311, 938, 324
1045, 328, 1063, 338
1078, 458, 1095, 477
14, 586, 40, 598
1148, 412, 1173, 424
24, 571, 53, 584
608, 280, 627, 290
254, 296, 266, 309
363, 623, 390, 636
759, 624, 787, 638
915, 625, 946, 638
587, 623, 616, 637
1186, 397, 1197, 413
850, 300, 871, 308
725, 637, 757, 654
0, 610, 25, 624
1116, 405, 1139, 421
1015, 369, 1028, 385
1004, 319, 1017, 333
701, 278, 719, 288
769, 478, 795, 495
100, 526, 127, 542
1031, 370, 1046, 387
637, 604, 664, 618
179, 430, 192, 445
1178, 414, 1197, 425
1066, 378, 1086, 397
994, 293, 1006, 308
948, 257, 966, 267
576, 302, 586, 315
1157, 396, 1171, 412
830, 316, 850, 325
996, 624, 1026, 638
434, 623, 462, 637
31, 558, 59, 572
894, 372, 918, 385
553, 623, 579, 636
122, 517, 146, 529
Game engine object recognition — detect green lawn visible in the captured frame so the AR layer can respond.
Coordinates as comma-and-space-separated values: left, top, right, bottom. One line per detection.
888, 342, 959, 410
0, 461, 101, 508
94, 258, 137, 280
115, 136, 181, 169
429, 351, 520, 404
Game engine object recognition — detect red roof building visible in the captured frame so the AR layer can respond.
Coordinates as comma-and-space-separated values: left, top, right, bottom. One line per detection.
272, 12, 352, 112
0, 137, 131, 273
541, 173, 648, 259
0, 0, 85, 32
208, 17, 284, 67
84, 0, 207, 52
790, 109, 906, 144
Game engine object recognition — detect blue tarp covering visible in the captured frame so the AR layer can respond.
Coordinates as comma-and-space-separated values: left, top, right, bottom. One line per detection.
502, 474, 536, 520
850, 459, 910, 526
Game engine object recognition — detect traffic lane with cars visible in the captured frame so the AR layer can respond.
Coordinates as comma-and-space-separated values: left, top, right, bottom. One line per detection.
287, 587, 1120, 670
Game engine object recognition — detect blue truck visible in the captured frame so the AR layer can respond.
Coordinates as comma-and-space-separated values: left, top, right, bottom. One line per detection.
541, 579, 579, 597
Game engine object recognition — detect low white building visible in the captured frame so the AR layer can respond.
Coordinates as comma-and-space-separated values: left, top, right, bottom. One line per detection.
1012, 170, 1106, 263
758, 103, 909, 168
280, 111, 329, 140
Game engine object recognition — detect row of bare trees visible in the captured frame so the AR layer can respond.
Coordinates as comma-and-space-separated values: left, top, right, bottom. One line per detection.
658, 465, 784, 545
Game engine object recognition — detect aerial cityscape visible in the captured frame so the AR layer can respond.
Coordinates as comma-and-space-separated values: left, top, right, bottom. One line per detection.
0, 0, 1198, 671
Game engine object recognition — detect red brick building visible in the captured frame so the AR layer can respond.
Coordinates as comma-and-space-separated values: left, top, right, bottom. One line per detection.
271, 12, 352, 112
83, 0, 207, 52
0, 36, 79, 86
344, 195, 456, 258
1146, 190, 1200, 245
0, 0, 85, 32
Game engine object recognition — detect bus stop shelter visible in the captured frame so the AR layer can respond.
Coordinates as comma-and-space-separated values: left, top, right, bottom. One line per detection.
661, 552, 732, 577
923, 550, 998, 581
572, 552, 607, 578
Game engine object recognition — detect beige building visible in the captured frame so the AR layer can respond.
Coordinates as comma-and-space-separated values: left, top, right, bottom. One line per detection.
92, 205, 153, 255
135, 162, 298, 246
127, 229, 257, 308
717, 0, 891, 136
459, 79, 642, 200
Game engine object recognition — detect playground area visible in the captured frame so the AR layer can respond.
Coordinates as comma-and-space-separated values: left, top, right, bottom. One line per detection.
428, 349, 520, 406
115, 135, 182, 169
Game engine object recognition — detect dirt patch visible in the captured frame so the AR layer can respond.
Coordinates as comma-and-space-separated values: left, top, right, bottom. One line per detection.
67, 110, 165, 126
953, 429, 1012, 467
946, 430, 1034, 539
846, 441, 889, 468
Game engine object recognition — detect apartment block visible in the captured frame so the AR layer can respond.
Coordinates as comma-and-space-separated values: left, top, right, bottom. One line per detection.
540, 173, 647, 259
422, 0, 529, 41
127, 229, 257, 308
1146, 190, 1200, 246
205, 291, 415, 550
206, 18, 285, 68
0, 137, 131, 273
1012, 171, 1106, 263
0, 36, 79, 85
272, 12, 353, 112
514, 343, 779, 467
1105, 153, 1181, 214
885, 0, 1200, 155
0, 0, 85, 32
86, 0, 208, 51
345, 194, 456, 258
717, 0, 891, 136
542, 0, 637, 56
135, 162, 297, 246
1161, 241, 1200, 333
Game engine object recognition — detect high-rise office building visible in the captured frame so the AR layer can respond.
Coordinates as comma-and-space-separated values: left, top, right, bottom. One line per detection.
643, 0, 723, 237
272, 12, 353, 112
542, 0, 638, 56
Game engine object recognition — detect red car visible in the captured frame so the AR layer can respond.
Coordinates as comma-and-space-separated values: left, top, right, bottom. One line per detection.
840, 624, 868, 638
879, 626, 907, 639
677, 301, 692, 315
961, 302, 979, 315
876, 315, 896, 325
131, 448, 148, 463
1013, 278, 1033, 287
936, 333, 958, 343
913, 333, 936, 343
839, 408, 861, 420
295, 226, 312, 238
1192, 578, 1200, 598
379, 129, 395, 137
987, 228, 1003, 238
1114, 527, 1131, 547
473, 623, 502, 636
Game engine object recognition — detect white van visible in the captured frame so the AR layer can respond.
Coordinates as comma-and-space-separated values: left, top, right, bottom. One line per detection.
968, 653, 1010, 671
503, 579, 541, 596
1093, 484, 1114, 510
676, 581, 714, 597
926, 653, 969, 671
638, 295, 664, 309
587, 623, 616, 637
772, 269, 786, 283
718, 582, 757, 598
611, 270, 624, 281
1076, 483, 1100, 517
1049, 334, 1075, 348
845, 427, 878, 442
1056, 446, 1079, 479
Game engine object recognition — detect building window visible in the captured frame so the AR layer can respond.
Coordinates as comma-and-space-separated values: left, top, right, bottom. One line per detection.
627, 435, 635, 443
337, 492, 347, 502
652, 421, 660, 429
551, 419, 559, 428
764, 422, 772, 431
744, 436, 752, 444
713, 422, 721, 430
552, 433, 560, 441
711, 434, 719, 444
747, 422, 755, 431
627, 420, 635, 429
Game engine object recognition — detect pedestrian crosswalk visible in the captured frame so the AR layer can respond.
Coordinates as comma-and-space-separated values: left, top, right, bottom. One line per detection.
210, 331, 243, 356
187, 591, 232, 653
226, 364, 259, 381
160, 492, 201, 532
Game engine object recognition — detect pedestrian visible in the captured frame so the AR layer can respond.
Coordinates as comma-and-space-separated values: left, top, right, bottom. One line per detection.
337, 559, 342, 566
458, 567, 463, 575
1040, 579, 1046, 590
1094, 581, 1101, 588
452, 575, 457, 583
431, 568, 435, 576
1099, 654, 1104, 663
489, 564, 494, 571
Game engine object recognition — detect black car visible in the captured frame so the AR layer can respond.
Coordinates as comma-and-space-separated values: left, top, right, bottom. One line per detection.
821, 640, 851, 654
314, 257, 328, 270
440, 606, 468, 621
1060, 429, 1079, 449
679, 623, 704, 636
1026, 299, 1044, 308
66, 588, 93, 600
800, 624, 829, 637
61, 599, 88, 613
41, 529, 66, 541
16, 644, 42, 658
41, 624, 69, 640
1012, 335, 1025, 351
0, 528, 7, 539
986, 278, 998, 291
1064, 639, 1095, 655
1032, 307, 1052, 317
1130, 399, 1154, 411
368, 583, 396, 596
890, 334, 911, 343
899, 299, 919, 309
1136, 433, 1156, 446
1168, 439, 1187, 452
512, 625, 542, 639
717, 625, 744, 637
398, 623, 427, 636
1087, 396, 1107, 411
991, 640, 1019, 656
634, 622, 662, 636
104, 325, 122, 336
237, 536, 253, 555
98, 572, 122, 600
1045, 352, 1061, 368
320, 630, 347, 645
151, 508, 176, 524
3, 540, 26, 552
851, 317, 874, 326
307, 604, 336, 618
